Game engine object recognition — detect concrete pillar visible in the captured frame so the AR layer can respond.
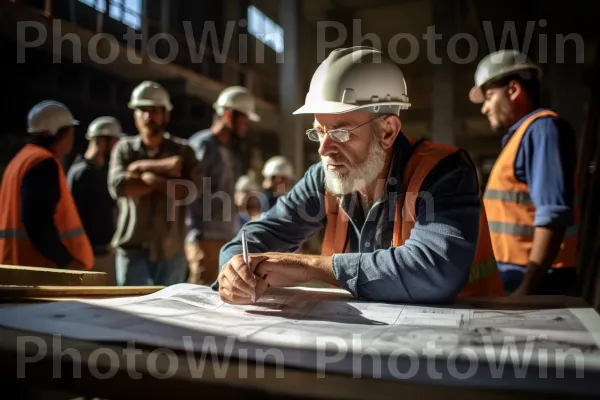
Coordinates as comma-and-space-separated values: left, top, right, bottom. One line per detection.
431, 0, 457, 145
278, 0, 304, 174
548, 33, 586, 136
222, 0, 243, 85
159, 0, 169, 32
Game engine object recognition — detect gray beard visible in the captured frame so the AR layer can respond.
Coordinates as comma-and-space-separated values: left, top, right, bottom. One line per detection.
323, 136, 387, 196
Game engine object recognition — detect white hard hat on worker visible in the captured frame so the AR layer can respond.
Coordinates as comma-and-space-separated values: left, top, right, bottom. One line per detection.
28, 100, 79, 137
27, 100, 79, 158
213, 86, 260, 138
128, 81, 172, 137
86, 116, 124, 140
128, 80, 173, 111
262, 156, 294, 180
294, 46, 411, 195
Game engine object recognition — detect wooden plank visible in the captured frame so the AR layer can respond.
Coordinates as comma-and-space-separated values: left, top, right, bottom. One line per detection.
0, 265, 106, 286
0, 285, 164, 300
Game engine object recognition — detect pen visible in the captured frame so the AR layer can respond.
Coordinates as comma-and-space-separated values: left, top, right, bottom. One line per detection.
241, 230, 256, 303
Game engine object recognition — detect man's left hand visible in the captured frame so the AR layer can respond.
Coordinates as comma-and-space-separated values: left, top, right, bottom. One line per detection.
252, 252, 335, 287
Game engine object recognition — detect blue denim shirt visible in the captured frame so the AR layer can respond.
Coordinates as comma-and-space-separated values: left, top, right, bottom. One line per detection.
501, 108, 576, 228
186, 129, 240, 243
213, 134, 482, 303
497, 108, 577, 271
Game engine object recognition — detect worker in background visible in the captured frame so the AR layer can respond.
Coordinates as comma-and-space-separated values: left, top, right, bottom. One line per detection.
186, 86, 261, 285
67, 116, 123, 285
261, 155, 295, 210
214, 47, 504, 304
0, 101, 93, 270
108, 81, 204, 286
470, 50, 580, 296
235, 175, 264, 226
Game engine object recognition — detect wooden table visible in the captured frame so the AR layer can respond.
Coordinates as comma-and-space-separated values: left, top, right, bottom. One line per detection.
0, 293, 598, 399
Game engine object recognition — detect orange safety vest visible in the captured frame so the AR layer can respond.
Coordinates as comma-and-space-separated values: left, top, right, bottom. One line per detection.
0, 144, 94, 270
483, 109, 580, 268
322, 138, 505, 297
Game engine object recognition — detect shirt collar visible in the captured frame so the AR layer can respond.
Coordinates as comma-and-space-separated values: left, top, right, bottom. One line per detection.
503, 108, 544, 146
132, 132, 172, 153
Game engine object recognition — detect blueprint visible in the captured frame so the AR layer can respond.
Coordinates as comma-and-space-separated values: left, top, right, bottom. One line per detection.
1, 283, 600, 378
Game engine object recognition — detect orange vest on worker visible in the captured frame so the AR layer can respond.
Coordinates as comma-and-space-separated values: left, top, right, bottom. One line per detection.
0, 144, 94, 270
322, 138, 505, 297
483, 109, 580, 268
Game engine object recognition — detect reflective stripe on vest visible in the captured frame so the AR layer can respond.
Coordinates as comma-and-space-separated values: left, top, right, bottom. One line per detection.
322, 137, 505, 298
0, 228, 86, 240
483, 109, 580, 268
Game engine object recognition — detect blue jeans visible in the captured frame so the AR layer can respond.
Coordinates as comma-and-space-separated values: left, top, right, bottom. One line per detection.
116, 248, 188, 286
498, 263, 578, 295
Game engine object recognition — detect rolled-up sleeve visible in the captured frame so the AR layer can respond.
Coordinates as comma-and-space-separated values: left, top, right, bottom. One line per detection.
107, 139, 129, 200
520, 118, 576, 227
332, 153, 481, 303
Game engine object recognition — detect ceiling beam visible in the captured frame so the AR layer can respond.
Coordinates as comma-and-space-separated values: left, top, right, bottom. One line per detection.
339, 0, 424, 12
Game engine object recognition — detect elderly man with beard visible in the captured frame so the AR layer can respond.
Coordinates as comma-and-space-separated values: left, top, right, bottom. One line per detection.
213, 47, 504, 304
108, 81, 204, 286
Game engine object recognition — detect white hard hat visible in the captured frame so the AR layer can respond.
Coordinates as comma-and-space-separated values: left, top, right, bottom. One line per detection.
262, 156, 294, 179
27, 100, 79, 136
294, 46, 411, 115
86, 116, 124, 140
235, 175, 261, 192
213, 86, 260, 122
469, 49, 542, 104
128, 81, 173, 111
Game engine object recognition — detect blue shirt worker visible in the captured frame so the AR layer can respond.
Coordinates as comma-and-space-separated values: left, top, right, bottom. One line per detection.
470, 50, 580, 296
213, 46, 505, 304
186, 86, 261, 286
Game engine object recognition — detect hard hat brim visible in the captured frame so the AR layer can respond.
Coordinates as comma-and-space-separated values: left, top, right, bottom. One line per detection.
215, 103, 261, 122
85, 132, 124, 140
248, 111, 261, 122
293, 101, 411, 115
469, 86, 484, 104
469, 64, 543, 104
128, 100, 173, 111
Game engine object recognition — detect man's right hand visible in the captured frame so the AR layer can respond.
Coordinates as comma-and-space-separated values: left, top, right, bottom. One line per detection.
218, 254, 269, 304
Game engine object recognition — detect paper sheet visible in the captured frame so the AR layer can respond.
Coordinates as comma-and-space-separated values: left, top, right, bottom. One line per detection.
2, 283, 600, 380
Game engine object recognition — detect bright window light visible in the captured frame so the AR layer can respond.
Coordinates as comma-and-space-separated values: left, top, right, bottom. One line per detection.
247, 5, 284, 54
79, 0, 141, 30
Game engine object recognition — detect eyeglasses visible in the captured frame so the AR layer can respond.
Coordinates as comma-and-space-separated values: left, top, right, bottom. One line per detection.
305, 114, 387, 143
